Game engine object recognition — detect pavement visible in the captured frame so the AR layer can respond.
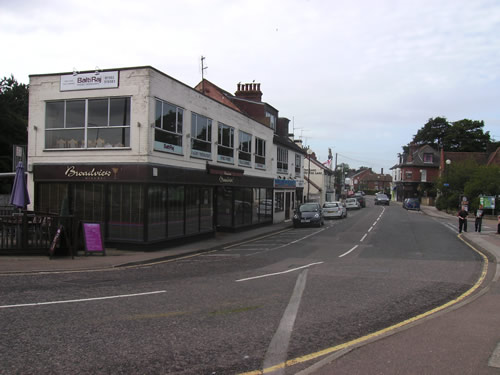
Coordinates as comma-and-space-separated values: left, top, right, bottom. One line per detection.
1, 205, 500, 374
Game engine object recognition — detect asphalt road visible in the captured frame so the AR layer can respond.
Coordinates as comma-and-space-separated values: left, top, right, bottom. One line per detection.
0, 199, 483, 374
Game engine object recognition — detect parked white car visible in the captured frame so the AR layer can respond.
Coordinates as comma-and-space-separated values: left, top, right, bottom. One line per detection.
345, 198, 360, 210
322, 201, 347, 219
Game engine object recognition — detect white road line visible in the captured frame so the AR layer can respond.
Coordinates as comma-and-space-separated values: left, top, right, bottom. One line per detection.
290, 228, 325, 243
489, 342, 500, 368
339, 245, 359, 258
0, 290, 166, 309
235, 262, 323, 282
368, 226, 374, 232
360, 234, 368, 242
262, 269, 308, 374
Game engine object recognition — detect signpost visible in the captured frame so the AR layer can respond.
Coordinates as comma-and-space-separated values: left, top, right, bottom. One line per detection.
82, 222, 105, 256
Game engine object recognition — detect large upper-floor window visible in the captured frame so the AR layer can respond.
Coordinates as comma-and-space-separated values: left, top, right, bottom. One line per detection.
255, 138, 266, 169
217, 123, 234, 164
295, 153, 302, 175
45, 97, 130, 149
277, 147, 288, 173
238, 131, 252, 167
154, 99, 183, 154
191, 113, 212, 159
423, 153, 433, 163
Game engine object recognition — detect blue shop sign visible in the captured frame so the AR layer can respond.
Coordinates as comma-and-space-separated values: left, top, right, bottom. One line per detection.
274, 179, 296, 188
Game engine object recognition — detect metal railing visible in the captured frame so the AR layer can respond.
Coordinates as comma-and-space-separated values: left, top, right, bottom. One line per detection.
0, 207, 75, 256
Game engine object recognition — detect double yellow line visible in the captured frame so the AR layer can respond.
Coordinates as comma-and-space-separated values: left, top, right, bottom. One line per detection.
240, 234, 489, 375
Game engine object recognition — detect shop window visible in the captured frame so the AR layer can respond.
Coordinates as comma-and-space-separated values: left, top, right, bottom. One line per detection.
108, 184, 144, 241
238, 131, 252, 167
147, 185, 167, 241
217, 123, 234, 163
199, 187, 213, 231
45, 97, 130, 149
154, 99, 183, 155
185, 186, 200, 235
191, 112, 212, 159
255, 138, 266, 169
167, 186, 185, 238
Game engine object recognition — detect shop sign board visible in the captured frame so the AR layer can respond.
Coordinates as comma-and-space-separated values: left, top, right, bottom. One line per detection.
82, 222, 105, 256
480, 196, 495, 209
60, 71, 119, 91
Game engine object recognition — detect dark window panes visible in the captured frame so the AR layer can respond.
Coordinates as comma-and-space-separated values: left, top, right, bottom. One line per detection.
185, 186, 199, 235
200, 188, 213, 231
217, 187, 233, 228
168, 186, 184, 238
88, 99, 108, 127
148, 185, 167, 241
155, 99, 162, 128
239, 151, 251, 162
110, 97, 130, 126
46, 102, 64, 129
108, 184, 144, 241
66, 100, 85, 128
218, 146, 233, 158
193, 139, 212, 153
155, 129, 182, 147
72, 183, 105, 222
162, 102, 178, 133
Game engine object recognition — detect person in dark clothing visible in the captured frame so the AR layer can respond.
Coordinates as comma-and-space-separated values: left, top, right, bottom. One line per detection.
458, 208, 468, 233
475, 205, 484, 232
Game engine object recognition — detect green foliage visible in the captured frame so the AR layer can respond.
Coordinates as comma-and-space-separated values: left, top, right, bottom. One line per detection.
437, 161, 500, 212
0, 75, 29, 172
411, 117, 494, 152
413, 116, 450, 149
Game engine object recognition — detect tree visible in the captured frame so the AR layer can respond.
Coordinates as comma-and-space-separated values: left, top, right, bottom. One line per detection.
412, 117, 493, 152
444, 119, 491, 152
413, 117, 450, 149
0, 75, 29, 172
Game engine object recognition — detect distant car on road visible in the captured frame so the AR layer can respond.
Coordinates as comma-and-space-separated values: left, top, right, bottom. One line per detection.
403, 198, 420, 211
322, 201, 347, 219
345, 198, 360, 210
374, 193, 390, 205
354, 192, 366, 208
293, 202, 324, 228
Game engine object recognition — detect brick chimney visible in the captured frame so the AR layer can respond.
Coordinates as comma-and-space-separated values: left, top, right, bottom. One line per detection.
276, 117, 290, 137
235, 82, 263, 102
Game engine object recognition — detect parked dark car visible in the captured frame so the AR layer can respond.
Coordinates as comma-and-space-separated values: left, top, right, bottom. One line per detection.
374, 193, 390, 205
354, 193, 366, 208
403, 198, 420, 211
293, 202, 324, 228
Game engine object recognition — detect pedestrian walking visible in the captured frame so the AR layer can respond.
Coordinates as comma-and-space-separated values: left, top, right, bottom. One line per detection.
475, 205, 484, 232
458, 207, 468, 233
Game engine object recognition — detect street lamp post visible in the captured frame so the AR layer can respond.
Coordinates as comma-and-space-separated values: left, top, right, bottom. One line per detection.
307, 148, 313, 202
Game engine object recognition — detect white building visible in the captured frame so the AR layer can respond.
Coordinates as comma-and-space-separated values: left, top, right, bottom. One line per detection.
27, 66, 295, 245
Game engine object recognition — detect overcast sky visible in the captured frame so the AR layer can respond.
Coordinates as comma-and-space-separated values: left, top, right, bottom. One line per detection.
1, 0, 499, 174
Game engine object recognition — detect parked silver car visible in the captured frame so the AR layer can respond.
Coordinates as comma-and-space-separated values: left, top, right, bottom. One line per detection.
323, 201, 347, 219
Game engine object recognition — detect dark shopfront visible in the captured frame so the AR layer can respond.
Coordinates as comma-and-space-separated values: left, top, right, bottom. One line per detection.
33, 164, 274, 246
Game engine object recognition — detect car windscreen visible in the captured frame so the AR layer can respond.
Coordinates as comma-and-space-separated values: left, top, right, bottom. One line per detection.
323, 203, 338, 208
299, 204, 319, 212
376, 194, 388, 199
